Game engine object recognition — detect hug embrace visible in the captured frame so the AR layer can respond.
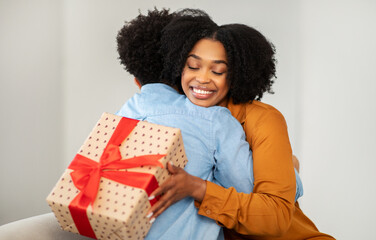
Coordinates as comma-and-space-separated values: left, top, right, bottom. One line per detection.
116, 8, 334, 240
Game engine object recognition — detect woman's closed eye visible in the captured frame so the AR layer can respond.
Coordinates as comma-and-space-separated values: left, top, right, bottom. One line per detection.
188, 65, 199, 70
212, 71, 226, 76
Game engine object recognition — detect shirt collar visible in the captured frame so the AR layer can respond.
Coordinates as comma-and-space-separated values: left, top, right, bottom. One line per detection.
140, 83, 178, 94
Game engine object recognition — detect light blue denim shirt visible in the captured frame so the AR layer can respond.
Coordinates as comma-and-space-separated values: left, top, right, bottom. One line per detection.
116, 83, 303, 240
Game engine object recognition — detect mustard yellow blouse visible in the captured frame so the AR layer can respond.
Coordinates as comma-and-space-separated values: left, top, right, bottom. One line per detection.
196, 100, 334, 239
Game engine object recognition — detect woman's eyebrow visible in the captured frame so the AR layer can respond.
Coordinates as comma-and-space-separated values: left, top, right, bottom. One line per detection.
213, 60, 228, 66
188, 54, 201, 60
188, 54, 228, 66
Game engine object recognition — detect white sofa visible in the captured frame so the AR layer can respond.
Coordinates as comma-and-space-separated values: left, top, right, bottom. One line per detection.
0, 213, 92, 240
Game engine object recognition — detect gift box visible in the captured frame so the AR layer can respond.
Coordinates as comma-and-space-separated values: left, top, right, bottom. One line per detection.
46, 113, 188, 240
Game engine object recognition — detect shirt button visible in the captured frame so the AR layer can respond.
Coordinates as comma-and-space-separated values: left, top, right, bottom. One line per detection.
206, 210, 211, 215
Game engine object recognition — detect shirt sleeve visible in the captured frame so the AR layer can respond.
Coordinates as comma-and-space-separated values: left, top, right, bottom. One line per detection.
197, 109, 296, 236
211, 109, 254, 195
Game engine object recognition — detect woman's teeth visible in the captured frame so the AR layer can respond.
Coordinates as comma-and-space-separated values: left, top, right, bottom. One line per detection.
193, 88, 213, 95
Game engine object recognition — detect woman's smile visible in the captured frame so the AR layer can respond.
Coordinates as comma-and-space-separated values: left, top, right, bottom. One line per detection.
181, 38, 229, 107
190, 86, 216, 99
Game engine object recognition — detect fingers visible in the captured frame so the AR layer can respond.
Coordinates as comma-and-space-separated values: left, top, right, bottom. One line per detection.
149, 186, 163, 201
148, 162, 181, 200
146, 186, 176, 222
145, 162, 187, 223
292, 154, 300, 172
166, 161, 179, 174
152, 199, 173, 218
149, 174, 175, 200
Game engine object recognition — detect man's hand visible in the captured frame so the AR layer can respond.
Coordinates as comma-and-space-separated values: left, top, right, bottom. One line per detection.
146, 162, 206, 222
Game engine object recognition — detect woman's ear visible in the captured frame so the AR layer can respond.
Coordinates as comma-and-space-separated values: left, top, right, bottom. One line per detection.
134, 78, 142, 89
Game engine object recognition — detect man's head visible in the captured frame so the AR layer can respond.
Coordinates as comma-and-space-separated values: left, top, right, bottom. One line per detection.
117, 8, 175, 86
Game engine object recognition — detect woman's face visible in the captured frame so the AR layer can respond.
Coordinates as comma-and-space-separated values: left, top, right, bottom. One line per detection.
181, 38, 229, 108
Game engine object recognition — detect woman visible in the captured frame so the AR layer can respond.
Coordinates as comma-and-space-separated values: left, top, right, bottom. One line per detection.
148, 9, 334, 239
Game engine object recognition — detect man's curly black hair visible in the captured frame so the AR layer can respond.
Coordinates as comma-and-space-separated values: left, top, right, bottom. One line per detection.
116, 8, 175, 85
161, 9, 276, 103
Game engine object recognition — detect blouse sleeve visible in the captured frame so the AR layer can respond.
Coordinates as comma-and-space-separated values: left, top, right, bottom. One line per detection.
196, 109, 296, 236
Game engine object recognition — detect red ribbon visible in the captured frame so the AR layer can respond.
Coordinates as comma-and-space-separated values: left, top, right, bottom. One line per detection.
67, 117, 165, 239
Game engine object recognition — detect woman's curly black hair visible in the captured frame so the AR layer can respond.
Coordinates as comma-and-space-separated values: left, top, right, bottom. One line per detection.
160, 9, 218, 91
116, 8, 175, 85
161, 9, 276, 103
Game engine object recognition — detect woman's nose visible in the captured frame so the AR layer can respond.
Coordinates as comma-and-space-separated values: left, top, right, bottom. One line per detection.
196, 70, 210, 83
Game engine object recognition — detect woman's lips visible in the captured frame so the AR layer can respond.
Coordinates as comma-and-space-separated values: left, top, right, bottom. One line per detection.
190, 87, 215, 99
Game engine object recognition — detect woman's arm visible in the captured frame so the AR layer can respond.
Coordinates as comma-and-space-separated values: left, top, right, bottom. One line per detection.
147, 106, 297, 236
195, 107, 297, 236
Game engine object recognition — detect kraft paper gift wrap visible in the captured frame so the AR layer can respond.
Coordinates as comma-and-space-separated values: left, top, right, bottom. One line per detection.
46, 113, 188, 240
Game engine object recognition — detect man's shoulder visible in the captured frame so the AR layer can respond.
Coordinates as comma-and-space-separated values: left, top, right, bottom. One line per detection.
119, 89, 237, 125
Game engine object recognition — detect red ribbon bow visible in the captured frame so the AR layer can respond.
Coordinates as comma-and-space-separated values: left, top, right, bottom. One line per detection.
67, 117, 165, 239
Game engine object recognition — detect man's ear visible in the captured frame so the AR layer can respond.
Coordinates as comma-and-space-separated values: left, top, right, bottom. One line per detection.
134, 78, 141, 89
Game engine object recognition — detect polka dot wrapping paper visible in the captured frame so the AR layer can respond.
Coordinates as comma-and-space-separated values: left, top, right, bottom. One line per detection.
46, 113, 188, 240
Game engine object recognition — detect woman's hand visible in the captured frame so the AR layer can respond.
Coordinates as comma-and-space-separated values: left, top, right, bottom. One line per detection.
292, 155, 300, 173
146, 161, 206, 222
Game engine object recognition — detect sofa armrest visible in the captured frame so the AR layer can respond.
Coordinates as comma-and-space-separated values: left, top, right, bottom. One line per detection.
0, 213, 92, 240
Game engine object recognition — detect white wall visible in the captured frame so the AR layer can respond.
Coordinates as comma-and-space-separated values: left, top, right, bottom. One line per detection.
0, 0, 63, 224
1, 0, 375, 239
298, 1, 376, 239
